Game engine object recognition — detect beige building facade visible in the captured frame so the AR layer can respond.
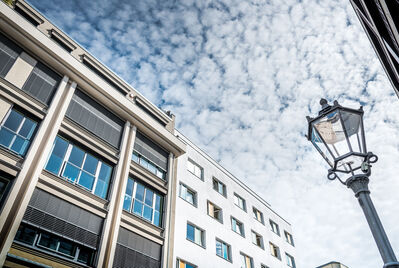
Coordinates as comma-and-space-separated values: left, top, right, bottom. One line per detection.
0, 1, 185, 267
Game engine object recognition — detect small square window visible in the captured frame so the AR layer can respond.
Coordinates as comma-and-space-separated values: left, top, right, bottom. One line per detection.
231, 217, 244, 237
269, 242, 281, 260
186, 222, 205, 248
251, 230, 264, 249
212, 177, 226, 197
234, 193, 246, 211
187, 159, 203, 179
269, 219, 280, 236
179, 183, 197, 206
286, 253, 296, 268
207, 201, 223, 223
284, 231, 295, 246
216, 239, 231, 261
253, 207, 264, 224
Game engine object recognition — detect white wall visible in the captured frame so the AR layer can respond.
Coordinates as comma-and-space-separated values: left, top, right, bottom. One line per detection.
173, 132, 296, 268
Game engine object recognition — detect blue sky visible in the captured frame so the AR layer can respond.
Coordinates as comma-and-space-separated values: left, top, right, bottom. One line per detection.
27, 0, 399, 267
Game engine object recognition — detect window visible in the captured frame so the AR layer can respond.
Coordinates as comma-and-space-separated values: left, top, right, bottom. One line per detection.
0, 108, 37, 156
216, 239, 231, 261
186, 223, 205, 247
269, 242, 281, 260
14, 224, 95, 266
234, 193, 246, 211
253, 207, 264, 224
212, 177, 226, 196
176, 259, 197, 268
123, 177, 163, 227
261, 264, 269, 268
251, 230, 264, 248
207, 201, 223, 223
0, 33, 22, 77
231, 217, 244, 237
269, 220, 280, 236
285, 231, 295, 246
22, 62, 61, 105
286, 253, 296, 268
0, 172, 13, 210
179, 183, 196, 206
44, 136, 113, 199
240, 253, 253, 268
187, 159, 203, 179
132, 151, 166, 180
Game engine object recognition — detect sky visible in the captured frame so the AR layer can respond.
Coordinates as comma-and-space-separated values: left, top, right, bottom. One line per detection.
27, 0, 399, 267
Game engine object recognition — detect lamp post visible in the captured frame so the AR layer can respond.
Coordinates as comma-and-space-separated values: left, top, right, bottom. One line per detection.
306, 99, 399, 268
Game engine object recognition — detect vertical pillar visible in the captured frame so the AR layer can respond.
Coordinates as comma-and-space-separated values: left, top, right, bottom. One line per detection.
162, 153, 176, 268
0, 76, 76, 265
97, 124, 136, 267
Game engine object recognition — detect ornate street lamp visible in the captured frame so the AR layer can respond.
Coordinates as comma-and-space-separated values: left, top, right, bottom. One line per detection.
306, 99, 399, 268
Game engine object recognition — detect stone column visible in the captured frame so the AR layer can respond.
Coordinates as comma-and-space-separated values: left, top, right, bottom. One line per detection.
0, 76, 76, 265
96, 124, 136, 267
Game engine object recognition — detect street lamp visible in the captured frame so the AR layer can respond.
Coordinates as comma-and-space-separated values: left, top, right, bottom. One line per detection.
306, 99, 399, 268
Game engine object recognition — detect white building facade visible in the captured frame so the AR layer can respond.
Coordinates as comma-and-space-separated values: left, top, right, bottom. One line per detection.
172, 132, 296, 268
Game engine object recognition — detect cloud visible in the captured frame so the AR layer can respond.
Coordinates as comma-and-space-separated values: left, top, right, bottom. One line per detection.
27, 0, 399, 267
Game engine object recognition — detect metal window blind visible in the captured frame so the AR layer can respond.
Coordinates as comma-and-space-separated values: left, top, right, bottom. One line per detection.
22, 62, 61, 105
22, 189, 103, 249
113, 244, 161, 268
0, 33, 22, 77
134, 131, 168, 170
66, 89, 124, 148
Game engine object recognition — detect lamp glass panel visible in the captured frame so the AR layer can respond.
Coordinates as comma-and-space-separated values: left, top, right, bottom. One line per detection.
340, 110, 365, 153
310, 125, 334, 167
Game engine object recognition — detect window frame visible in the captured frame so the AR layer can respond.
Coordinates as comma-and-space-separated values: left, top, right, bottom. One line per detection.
252, 207, 264, 224
132, 150, 166, 180
251, 230, 264, 249
286, 252, 296, 268
44, 136, 113, 199
186, 222, 206, 248
284, 230, 295, 246
269, 242, 281, 260
179, 182, 197, 207
233, 193, 247, 212
215, 238, 232, 262
269, 219, 280, 236
212, 177, 227, 197
207, 200, 223, 223
176, 258, 197, 268
187, 158, 203, 180
231, 216, 245, 237
122, 177, 164, 227
0, 106, 38, 157
240, 252, 254, 268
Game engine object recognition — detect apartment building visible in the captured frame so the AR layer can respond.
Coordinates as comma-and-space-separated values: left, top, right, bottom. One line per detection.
173, 132, 296, 268
0, 1, 185, 267
349, 0, 399, 97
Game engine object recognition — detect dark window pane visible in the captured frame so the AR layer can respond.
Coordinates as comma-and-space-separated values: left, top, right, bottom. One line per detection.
133, 200, 143, 216
155, 195, 162, 211
143, 205, 153, 221
62, 163, 80, 182
15, 225, 36, 245
78, 172, 95, 190
94, 163, 112, 199
3, 110, 23, 131
10, 135, 26, 155
45, 154, 64, 174
154, 211, 160, 227
187, 224, 194, 241
135, 184, 145, 201
52, 137, 68, 158
58, 240, 75, 256
0, 128, 14, 148
19, 118, 36, 138
68, 146, 84, 167
38, 233, 57, 250
78, 247, 94, 265
83, 154, 98, 175
145, 189, 153, 206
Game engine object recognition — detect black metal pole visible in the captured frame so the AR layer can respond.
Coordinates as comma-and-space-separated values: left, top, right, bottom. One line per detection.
347, 175, 399, 268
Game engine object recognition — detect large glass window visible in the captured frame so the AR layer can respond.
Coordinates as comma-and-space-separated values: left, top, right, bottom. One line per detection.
0, 108, 37, 156
186, 223, 205, 247
231, 217, 244, 237
123, 177, 163, 227
14, 224, 95, 266
179, 183, 196, 206
187, 159, 203, 179
216, 239, 231, 261
234, 193, 246, 211
132, 151, 166, 180
44, 136, 113, 199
